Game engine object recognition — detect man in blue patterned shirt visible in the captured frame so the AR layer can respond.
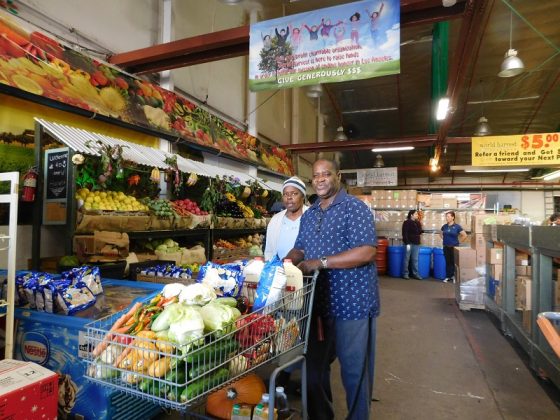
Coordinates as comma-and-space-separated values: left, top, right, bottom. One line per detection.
286, 158, 379, 420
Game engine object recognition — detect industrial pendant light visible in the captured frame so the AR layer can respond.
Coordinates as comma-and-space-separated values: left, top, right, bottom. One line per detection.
374, 154, 384, 168
219, 0, 243, 5
498, 10, 524, 77
306, 84, 323, 98
474, 116, 492, 136
334, 126, 348, 141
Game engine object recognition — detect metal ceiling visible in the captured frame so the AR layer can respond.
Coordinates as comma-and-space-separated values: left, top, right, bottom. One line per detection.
109, 0, 560, 182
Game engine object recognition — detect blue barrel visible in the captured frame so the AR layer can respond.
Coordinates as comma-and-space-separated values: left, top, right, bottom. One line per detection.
388, 246, 405, 277
432, 247, 446, 280
418, 247, 432, 279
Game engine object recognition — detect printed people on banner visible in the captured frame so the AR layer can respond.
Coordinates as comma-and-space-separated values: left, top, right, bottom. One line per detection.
334, 22, 346, 45
261, 32, 272, 50
320, 18, 343, 47
289, 24, 304, 51
349, 12, 362, 46
304, 22, 322, 41
366, 2, 385, 46
275, 26, 290, 47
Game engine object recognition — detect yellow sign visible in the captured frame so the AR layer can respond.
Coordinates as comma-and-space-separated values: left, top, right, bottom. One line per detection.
472, 133, 560, 166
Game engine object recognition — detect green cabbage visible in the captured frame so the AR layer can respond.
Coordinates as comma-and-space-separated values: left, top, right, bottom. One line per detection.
199, 301, 241, 336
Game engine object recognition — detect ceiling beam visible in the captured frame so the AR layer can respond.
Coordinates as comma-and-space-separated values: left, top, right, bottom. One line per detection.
434, 0, 493, 160
283, 136, 471, 154
109, 1, 467, 74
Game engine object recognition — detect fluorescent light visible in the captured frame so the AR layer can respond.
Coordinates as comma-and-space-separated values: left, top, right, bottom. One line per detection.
342, 107, 398, 115
371, 146, 414, 152
465, 168, 529, 173
543, 170, 560, 181
436, 97, 450, 120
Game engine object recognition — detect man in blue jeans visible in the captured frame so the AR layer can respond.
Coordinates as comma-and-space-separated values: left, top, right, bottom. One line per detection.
402, 209, 423, 280
286, 158, 379, 420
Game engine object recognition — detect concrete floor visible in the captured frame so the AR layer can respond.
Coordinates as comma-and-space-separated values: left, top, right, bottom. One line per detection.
159, 276, 560, 419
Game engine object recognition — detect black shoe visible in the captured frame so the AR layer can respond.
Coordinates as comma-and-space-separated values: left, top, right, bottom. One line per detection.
402, 275, 410, 280
413, 275, 423, 280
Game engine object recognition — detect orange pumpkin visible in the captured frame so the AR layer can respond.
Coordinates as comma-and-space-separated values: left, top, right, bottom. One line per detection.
205, 374, 266, 419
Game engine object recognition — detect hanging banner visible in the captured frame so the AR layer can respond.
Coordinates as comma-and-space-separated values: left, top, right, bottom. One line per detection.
357, 167, 398, 186
0, 12, 294, 175
472, 133, 560, 166
249, 0, 400, 91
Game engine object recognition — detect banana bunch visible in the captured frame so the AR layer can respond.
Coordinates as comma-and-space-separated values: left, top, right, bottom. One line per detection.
186, 172, 198, 186
150, 168, 161, 183
236, 200, 254, 218
225, 192, 237, 202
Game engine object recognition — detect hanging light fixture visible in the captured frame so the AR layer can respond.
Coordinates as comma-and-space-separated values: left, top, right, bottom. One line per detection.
474, 116, 492, 136
498, 10, 524, 77
219, 0, 243, 5
306, 84, 323, 98
374, 154, 384, 168
442, 0, 457, 7
334, 126, 348, 141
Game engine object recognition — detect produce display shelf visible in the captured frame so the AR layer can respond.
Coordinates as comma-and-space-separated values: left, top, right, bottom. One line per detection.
212, 228, 266, 237
127, 229, 210, 240
82, 273, 319, 413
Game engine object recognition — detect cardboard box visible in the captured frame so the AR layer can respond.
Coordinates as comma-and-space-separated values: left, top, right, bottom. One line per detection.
470, 233, 486, 251
471, 213, 490, 233
454, 247, 476, 268
73, 235, 95, 255
455, 265, 479, 283
443, 198, 457, 209
487, 248, 503, 264
476, 249, 486, 266
0, 359, 58, 419
515, 252, 530, 266
553, 280, 560, 306
491, 264, 503, 280
515, 276, 532, 310
515, 265, 532, 276
94, 231, 129, 257
521, 310, 532, 335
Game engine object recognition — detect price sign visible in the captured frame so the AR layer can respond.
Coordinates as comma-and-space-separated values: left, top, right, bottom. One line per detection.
43, 147, 69, 224
472, 132, 560, 166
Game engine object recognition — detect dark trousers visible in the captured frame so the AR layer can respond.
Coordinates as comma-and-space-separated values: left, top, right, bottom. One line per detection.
443, 245, 455, 278
306, 315, 377, 420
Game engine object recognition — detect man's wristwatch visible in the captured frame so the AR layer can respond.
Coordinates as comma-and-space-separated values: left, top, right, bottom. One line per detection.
320, 256, 328, 269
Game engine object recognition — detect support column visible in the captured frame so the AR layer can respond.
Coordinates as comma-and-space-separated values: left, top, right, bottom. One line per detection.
247, 8, 259, 137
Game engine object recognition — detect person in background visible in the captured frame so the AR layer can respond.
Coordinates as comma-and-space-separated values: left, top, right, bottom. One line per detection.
547, 213, 560, 226
440, 211, 467, 283
264, 176, 308, 261
286, 158, 378, 420
402, 209, 423, 280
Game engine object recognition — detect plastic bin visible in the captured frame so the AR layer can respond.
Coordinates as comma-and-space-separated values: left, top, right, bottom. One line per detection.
418, 247, 432, 279
376, 238, 389, 275
432, 247, 446, 280
388, 246, 405, 277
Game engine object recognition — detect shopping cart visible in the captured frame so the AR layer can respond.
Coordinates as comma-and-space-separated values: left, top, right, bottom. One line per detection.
537, 312, 560, 358
82, 271, 319, 419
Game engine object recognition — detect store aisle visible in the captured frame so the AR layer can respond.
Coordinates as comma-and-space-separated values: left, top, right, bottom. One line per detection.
327, 276, 560, 419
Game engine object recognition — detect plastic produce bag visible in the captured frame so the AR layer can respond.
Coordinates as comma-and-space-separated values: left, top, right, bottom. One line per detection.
197, 261, 244, 297
253, 255, 287, 312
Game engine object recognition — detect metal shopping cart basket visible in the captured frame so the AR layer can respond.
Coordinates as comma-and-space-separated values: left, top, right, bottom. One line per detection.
82, 271, 319, 418
537, 312, 560, 358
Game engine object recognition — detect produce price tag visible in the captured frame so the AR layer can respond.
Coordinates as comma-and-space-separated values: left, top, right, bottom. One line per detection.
472, 132, 560, 166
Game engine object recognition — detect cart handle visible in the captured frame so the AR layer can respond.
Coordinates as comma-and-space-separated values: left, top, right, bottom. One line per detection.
536, 312, 560, 359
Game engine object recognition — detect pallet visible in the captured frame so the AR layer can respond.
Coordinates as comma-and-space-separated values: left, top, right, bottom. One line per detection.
458, 302, 485, 311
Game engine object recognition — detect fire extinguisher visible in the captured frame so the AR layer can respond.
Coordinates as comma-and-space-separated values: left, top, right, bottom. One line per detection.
22, 167, 38, 202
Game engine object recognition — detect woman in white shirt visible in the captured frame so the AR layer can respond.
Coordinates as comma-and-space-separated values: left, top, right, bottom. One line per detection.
265, 176, 308, 260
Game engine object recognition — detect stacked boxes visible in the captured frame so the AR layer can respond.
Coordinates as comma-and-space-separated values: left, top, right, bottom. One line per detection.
371, 189, 417, 209
553, 269, 560, 311
514, 251, 532, 314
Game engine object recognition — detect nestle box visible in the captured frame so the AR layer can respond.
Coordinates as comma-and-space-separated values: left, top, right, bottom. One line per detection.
491, 264, 503, 280
454, 247, 476, 268
487, 248, 503, 264
0, 359, 58, 420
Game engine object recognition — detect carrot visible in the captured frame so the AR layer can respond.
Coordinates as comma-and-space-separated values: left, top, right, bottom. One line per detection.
113, 346, 133, 368
92, 302, 143, 357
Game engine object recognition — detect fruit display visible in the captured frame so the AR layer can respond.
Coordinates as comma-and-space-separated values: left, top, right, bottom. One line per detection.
76, 188, 148, 212
216, 200, 244, 218
0, 18, 294, 175
141, 198, 175, 217
171, 199, 208, 216
213, 235, 264, 259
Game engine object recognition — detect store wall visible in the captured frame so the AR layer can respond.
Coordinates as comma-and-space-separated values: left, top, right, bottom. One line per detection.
0, 226, 65, 270
521, 190, 545, 221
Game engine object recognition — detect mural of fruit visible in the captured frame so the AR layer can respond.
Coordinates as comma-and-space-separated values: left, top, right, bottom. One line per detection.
11, 73, 43, 95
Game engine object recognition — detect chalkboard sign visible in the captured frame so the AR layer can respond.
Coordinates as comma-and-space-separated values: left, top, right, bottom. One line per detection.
45, 148, 69, 200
